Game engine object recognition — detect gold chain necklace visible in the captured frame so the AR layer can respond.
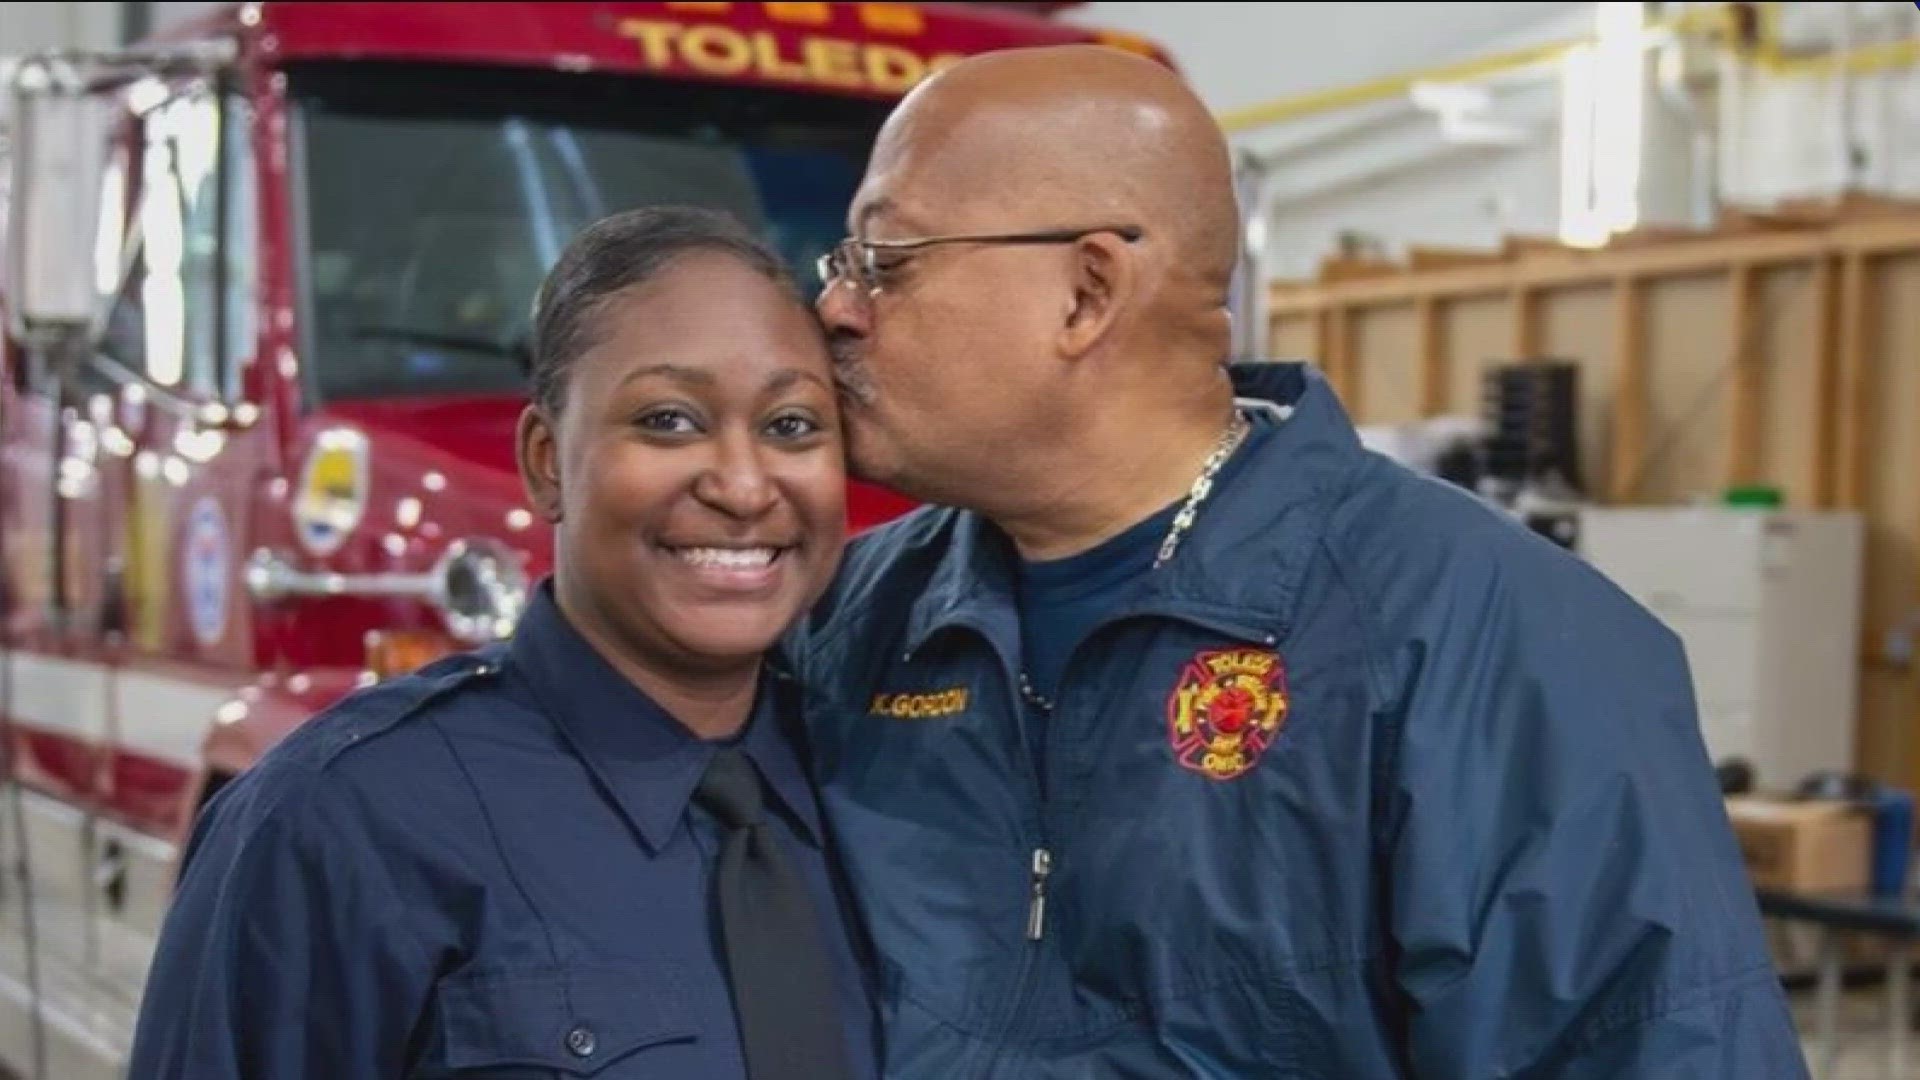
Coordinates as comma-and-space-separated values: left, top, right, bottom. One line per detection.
1152, 410, 1253, 571
1019, 410, 1252, 717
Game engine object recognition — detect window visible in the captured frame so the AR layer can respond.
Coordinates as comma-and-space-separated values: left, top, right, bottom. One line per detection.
289, 61, 888, 403
98, 85, 255, 401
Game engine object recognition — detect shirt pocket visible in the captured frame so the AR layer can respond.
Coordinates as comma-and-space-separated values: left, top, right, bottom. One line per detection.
433, 961, 705, 1077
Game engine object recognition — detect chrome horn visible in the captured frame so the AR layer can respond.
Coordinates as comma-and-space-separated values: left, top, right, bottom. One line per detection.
246, 539, 528, 644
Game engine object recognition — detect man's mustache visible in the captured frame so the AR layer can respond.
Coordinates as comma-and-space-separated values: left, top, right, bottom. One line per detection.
827, 331, 860, 368
829, 337, 877, 405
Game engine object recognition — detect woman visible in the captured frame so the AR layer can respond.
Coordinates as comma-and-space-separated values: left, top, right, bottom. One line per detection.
127, 207, 878, 1080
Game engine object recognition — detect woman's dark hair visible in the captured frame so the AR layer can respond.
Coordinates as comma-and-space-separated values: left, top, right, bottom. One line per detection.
529, 206, 799, 414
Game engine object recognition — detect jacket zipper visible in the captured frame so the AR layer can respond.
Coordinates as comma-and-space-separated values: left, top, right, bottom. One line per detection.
969, 603, 1279, 1076
933, 619, 1056, 941
1025, 847, 1053, 941
976, 649, 1052, 1079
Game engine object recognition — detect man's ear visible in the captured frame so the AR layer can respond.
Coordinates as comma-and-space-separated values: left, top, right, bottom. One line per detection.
516, 404, 563, 522
1059, 231, 1135, 359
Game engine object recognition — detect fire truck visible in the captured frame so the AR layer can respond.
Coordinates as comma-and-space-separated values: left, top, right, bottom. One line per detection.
0, 4, 1172, 1076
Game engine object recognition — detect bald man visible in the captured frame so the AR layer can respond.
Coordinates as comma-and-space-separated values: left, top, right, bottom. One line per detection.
790, 45, 1808, 1079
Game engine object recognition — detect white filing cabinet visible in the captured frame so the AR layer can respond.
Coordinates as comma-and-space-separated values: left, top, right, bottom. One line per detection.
1575, 507, 1865, 793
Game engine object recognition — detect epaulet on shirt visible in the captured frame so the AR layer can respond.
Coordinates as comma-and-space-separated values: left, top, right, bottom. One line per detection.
311, 644, 507, 771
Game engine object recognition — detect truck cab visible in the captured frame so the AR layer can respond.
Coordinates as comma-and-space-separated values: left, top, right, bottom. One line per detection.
0, 4, 1170, 1076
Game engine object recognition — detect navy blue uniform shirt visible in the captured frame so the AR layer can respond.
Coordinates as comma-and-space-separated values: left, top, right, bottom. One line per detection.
128, 583, 881, 1080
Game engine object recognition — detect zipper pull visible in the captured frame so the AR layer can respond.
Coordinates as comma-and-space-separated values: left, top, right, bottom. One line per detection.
1026, 848, 1053, 941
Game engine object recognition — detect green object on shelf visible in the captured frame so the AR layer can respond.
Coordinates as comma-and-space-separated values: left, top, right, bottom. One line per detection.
1724, 484, 1783, 508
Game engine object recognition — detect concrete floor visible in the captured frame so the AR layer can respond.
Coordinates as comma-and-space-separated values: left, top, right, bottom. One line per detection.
1794, 984, 1920, 1080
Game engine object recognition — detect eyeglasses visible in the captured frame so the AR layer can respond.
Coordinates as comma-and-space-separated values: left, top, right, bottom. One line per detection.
815, 224, 1145, 294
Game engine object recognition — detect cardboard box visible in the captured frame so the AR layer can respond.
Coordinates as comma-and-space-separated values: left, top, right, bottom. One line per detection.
1725, 796, 1871, 891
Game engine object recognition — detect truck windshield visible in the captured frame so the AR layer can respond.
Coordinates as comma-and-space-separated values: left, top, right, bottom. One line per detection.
289, 61, 888, 403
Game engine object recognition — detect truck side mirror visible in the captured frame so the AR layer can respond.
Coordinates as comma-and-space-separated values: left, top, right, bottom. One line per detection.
5, 65, 113, 343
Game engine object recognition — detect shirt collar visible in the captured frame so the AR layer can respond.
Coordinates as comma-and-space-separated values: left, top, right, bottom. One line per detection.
901, 361, 1362, 652
505, 581, 824, 853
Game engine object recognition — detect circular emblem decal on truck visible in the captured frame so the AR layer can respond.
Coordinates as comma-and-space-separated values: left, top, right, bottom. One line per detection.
184, 496, 231, 647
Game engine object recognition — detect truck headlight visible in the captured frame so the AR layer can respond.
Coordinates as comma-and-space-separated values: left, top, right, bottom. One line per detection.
432, 539, 528, 644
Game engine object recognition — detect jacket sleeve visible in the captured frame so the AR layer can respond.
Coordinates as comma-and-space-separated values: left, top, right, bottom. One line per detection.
126, 764, 437, 1079
1379, 543, 1810, 1079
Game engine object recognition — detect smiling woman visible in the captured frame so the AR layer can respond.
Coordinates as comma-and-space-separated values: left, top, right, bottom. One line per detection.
517, 206, 848, 727
126, 207, 879, 1080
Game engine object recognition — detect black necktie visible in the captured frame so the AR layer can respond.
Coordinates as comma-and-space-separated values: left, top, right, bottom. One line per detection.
695, 748, 854, 1080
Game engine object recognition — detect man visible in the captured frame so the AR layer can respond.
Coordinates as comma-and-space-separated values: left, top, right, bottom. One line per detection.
792, 43, 1809, 1078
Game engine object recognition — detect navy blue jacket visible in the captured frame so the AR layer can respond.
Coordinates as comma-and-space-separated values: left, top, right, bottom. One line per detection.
128, 584, 881, 1079
791, 362, 1807, 1078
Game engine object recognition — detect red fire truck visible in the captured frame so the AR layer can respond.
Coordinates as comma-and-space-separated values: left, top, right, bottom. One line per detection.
0, 4, 1171, 1076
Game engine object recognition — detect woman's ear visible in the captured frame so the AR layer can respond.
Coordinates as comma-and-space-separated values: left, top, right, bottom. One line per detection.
516, 404, 563, 522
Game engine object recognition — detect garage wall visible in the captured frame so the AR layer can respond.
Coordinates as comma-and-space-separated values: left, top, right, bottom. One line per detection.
1066, 2, 1589, 121
149, 1, 224, 35
1069, 2, 1593, 277
1270, 220, 1920, 795
1074, 3, 1920, 279
0, 4, 122, 54
1721, 1, 1920, 205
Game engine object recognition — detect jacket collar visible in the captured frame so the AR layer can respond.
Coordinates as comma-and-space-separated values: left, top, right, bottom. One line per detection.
505, 581, 823, 854
903, 361, 1362, 656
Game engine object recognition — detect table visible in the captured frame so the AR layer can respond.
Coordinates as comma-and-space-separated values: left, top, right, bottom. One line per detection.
1757, 886, 1920, 1079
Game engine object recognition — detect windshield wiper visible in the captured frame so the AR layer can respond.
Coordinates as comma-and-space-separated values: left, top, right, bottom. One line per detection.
354, 324, 530, 367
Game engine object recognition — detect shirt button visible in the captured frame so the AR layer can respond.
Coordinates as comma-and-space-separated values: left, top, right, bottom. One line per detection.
565, 1024, 596, 1058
